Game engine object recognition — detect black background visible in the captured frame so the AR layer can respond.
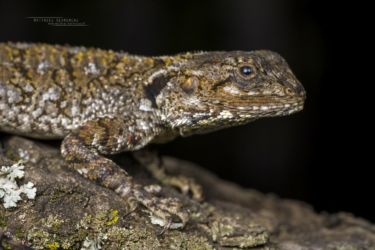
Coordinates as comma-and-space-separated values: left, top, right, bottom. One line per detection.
0, 1, 373, 222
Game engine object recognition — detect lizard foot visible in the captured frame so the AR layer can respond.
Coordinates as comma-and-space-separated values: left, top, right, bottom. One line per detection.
116, 182, 189, 230
133, 150, 203, 201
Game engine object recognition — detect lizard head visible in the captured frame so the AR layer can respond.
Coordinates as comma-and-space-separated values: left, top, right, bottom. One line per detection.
152, 50, 306, 136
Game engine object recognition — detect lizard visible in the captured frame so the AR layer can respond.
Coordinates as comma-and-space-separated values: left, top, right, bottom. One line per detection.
0, 42, 306, 229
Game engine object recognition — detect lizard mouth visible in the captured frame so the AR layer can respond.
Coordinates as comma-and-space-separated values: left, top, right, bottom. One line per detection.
247, 98, 305, 117
228, 97, 305, 119
177, 97, 305, 136
227, 95, 304, 110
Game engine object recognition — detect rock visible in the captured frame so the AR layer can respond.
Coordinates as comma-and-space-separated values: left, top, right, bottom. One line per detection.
0, 136, 374, 249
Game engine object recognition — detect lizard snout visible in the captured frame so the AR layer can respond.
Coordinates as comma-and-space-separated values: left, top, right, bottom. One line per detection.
279, 77, 306, 100
295, 82, 306, 99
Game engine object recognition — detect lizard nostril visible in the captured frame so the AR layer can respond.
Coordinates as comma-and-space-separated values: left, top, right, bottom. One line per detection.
296, 85, 306, 98
285, 87, 294, 95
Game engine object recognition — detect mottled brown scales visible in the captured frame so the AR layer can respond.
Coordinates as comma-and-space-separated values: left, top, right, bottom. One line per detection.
0, 42, 306, 229
0, 43, 163, 139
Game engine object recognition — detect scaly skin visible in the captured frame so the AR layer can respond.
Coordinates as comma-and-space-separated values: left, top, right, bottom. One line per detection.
0, 42, 306, 228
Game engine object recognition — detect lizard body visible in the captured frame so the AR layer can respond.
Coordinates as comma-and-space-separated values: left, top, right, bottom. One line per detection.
0, 42, 305, 228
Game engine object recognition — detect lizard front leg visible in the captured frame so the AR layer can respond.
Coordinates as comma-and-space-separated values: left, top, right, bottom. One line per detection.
61, 117, 189, 228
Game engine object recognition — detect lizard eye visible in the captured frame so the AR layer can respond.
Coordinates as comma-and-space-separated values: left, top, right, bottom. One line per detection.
181, 76, 199, 94
238, 65, 256, 80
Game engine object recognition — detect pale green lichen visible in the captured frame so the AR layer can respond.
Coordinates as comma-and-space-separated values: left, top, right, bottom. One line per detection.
210, 216, 268, 248
165, 230, 213, 250
44, 215, 65, 230
106, 209, 119, 226
327, 243, 365, 250
0, 161, 36, 208
1, 241, 12, 250
46, 241, 59, 250
76, 209, 121, 232
81, 233, 107, 250
14, 227, 24, 238
0, 210, 7, 228
27, 227, 52, 249
105, 226, 162, 249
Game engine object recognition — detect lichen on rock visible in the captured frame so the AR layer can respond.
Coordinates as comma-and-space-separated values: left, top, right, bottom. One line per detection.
0, 136, 374, 249
0, 160, 36, 208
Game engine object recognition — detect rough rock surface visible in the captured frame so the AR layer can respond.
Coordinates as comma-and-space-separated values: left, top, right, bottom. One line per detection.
0, 136, 374, 249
